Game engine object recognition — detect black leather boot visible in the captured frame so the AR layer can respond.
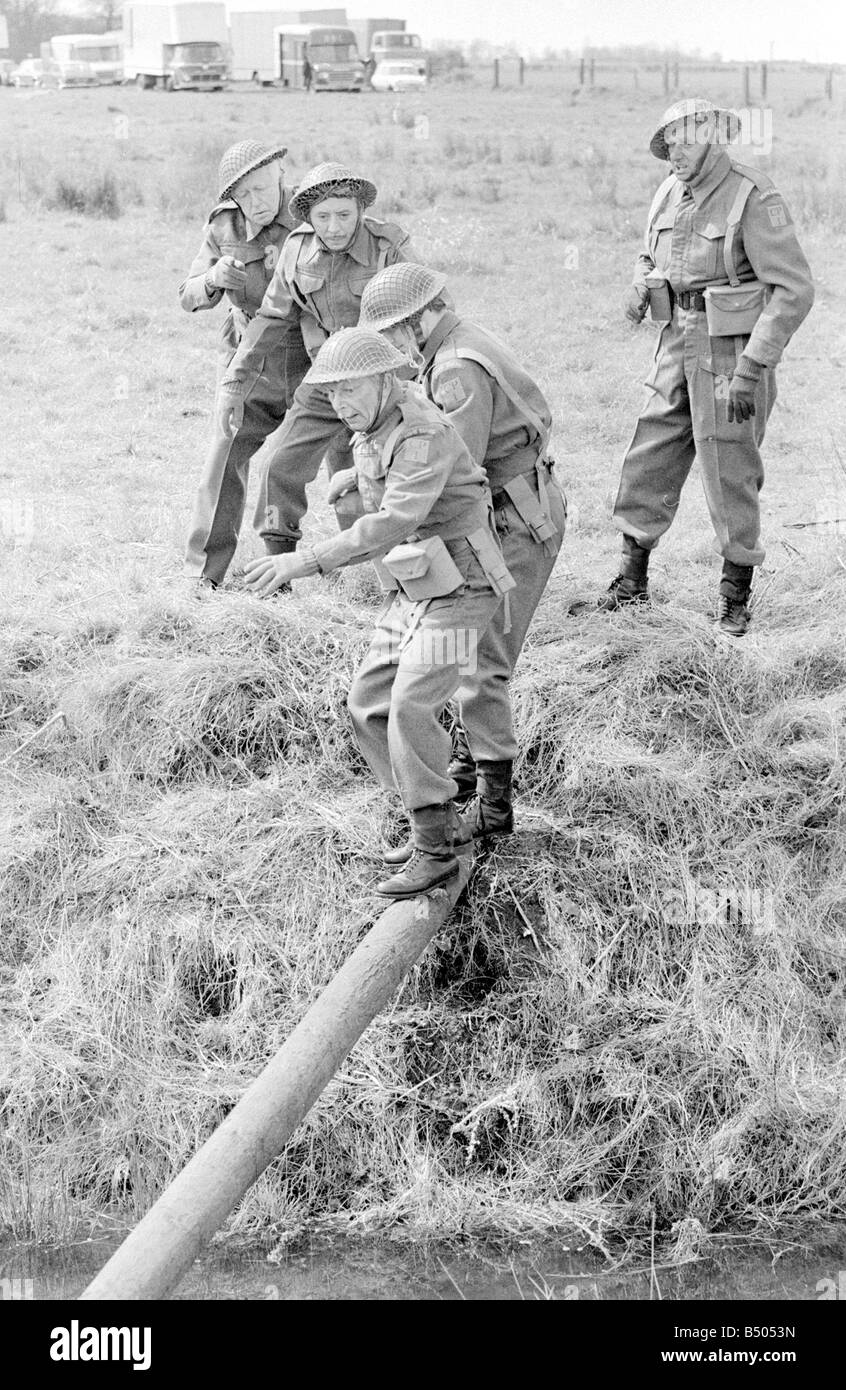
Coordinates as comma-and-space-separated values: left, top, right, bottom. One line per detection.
717, 561, 753, 636
569, 534, 650, 615
375, 804, 470, 898
448, 724, 477, 802
596, 534, 651, 610
460, 760, 514, 840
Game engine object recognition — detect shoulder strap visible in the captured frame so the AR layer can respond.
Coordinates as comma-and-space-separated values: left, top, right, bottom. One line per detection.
380, 422, 407, 475
723, 176, 756, 286
647, 174, 677, 227
282, 232, 301, 283
439, 346, 550, 451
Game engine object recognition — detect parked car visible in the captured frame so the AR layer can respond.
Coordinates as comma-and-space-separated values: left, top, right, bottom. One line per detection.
0, 59, 17, 85
56, 59, 100, 88
11, 59, 62, 88
370, 58, 427, 93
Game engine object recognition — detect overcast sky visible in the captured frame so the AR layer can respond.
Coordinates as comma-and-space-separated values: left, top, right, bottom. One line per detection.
386, 0, 845, 63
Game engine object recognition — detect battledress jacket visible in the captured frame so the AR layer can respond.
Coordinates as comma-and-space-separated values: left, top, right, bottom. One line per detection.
177, 197, 303, 354
302, 382, 490, 576
221, 215, 413, 389
633, 145, 814, 368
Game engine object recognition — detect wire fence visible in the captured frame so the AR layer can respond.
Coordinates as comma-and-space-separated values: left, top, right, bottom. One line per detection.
486, 58, 842, 105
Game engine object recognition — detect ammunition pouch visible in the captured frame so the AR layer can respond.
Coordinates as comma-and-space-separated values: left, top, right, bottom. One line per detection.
465, 527, 516, 599
704, 280, 767, 338
381, 535, 464, 600
492, 458, 560, 556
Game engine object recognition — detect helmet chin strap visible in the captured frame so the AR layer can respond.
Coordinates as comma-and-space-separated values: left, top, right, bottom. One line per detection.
358, 373, 394, 431
396, 322, 424, 372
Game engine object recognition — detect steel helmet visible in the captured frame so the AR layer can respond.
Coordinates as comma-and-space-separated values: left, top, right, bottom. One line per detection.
649, 98, 741, 160
359, 264, 448, 331
289, 162, 378, 223
218, 140, 287, 201
305, 328, 410, 385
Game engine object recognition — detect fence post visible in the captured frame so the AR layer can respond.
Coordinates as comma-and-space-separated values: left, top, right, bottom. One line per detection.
662, 62, 669, 94
518, 56, 524, 85
493, 57, 499, 89
825, 67, 833, 100
589, 56, 594, 85
673, 61, 679, 88
760, 61, 767, 100
579, 57, 585, 86
743, 64, 750, 105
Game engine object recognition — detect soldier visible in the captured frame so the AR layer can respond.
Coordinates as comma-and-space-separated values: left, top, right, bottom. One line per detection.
243, 329, 515, 899
217, 163, 415, 561
574, 98, 814, 635
356, 263, 567, 850
180, 140, 311, 588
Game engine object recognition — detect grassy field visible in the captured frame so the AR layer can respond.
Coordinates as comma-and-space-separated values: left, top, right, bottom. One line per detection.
1, 70, 845, 1265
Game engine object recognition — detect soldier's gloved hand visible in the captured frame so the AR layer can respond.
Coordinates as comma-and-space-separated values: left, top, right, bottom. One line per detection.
624, 285, 650, 324
727, 374, 758, 424
207, 255, 247, 292
217, 389, 244, 438
326, 467, 358, 506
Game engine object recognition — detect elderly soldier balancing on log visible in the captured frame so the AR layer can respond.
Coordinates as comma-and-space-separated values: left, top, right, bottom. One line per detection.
180, 141, 311, 588
573, 98, 814, 635
218, 163, 414, 559
354, 263, 566, 849
243, 329, 515, 899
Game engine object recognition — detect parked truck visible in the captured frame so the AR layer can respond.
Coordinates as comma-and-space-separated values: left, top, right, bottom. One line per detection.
274, 21, 365, 90
45, 32, 124, 83
122, 2, 228, 90
349, 15, 402, 62
228, 7, 346, 84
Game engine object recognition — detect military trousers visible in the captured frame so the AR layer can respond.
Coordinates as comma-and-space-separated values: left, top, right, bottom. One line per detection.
612, 310, 776, 566
347, 542, 505, 813
252, 381, 354, 545
185, 333, 311, 585
456, 467, 567, 763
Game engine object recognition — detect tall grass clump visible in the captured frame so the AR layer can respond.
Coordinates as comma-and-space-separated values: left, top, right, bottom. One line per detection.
51, 171, 122, 219
1, 555, 844, 1259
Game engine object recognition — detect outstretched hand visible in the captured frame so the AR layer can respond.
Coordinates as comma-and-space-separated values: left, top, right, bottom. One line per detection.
243, 553, 304, 597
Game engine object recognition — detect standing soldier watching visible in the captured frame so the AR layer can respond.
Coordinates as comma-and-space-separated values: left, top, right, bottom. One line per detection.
217, 164, 414, 561
357, 263, 566, 848
180, 141, 310, 589
243, 329, 515, 900
575, 99, 814, 635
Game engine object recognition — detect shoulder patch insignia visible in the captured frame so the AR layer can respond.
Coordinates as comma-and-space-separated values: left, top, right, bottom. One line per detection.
435, 372, 468, 407
765, 201, 788, 228
401, 435, 431, 465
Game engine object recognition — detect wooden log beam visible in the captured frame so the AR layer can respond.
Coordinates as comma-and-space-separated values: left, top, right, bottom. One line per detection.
81, 853, 473, 1301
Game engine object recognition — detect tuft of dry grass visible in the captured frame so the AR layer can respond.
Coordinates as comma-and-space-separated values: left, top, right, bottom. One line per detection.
1, 555, 844, 1255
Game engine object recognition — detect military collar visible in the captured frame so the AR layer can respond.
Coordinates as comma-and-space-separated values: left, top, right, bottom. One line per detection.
686, 144, 732, 205
421, 311, 461, 373
302, 216, 371, 266
344, 218, 372, 266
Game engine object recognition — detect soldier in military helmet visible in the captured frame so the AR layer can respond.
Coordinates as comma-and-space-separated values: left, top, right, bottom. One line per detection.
244, 328, 515, 900
179, 140, 311, 588
357, 262, 567, 851
572, 98, 814, 635
218, 163, 416, 561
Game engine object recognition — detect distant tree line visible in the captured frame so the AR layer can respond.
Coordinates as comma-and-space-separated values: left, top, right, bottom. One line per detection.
1, 0, 121, 59
428, 38, 724, 66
